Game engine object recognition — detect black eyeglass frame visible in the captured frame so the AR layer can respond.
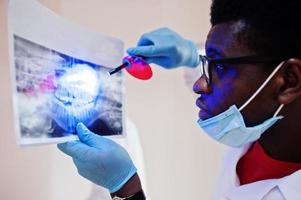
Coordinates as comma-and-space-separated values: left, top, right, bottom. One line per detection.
199, 55, 290, 84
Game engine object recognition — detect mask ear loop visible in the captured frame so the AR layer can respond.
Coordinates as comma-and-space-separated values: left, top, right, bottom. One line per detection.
273, 104, 284, 117
239, 61, 286, 113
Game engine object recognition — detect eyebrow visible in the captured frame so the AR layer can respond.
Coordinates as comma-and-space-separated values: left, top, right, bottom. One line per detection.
205, 46, 225, 59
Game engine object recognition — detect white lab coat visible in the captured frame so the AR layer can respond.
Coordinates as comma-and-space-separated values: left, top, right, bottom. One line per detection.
213, 143, 301, 200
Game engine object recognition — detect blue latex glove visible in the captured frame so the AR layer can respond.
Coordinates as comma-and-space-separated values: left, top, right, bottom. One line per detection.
57, 123, 137, 193
127, 27, 199, 69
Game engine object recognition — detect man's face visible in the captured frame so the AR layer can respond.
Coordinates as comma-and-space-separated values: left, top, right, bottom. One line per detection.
193, 21, 280, 126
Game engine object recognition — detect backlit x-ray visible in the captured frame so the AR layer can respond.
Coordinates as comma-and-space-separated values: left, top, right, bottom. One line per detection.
8, 0, 125, 145
15, 35, 123, 140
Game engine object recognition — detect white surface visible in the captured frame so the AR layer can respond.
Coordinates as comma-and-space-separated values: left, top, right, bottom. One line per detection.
8, 0, 123, 68
0, 0, 224, 199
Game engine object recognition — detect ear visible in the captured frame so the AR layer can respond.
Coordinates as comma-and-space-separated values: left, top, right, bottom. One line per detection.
277, 58, 301, 104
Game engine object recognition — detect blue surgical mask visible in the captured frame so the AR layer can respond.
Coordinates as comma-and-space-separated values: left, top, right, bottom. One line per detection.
197, 61, 285, 148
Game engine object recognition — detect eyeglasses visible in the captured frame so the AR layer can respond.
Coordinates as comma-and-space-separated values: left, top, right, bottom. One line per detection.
199, 55, 288, 84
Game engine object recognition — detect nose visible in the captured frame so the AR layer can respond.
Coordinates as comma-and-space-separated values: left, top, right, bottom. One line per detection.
193, 75, 212, 94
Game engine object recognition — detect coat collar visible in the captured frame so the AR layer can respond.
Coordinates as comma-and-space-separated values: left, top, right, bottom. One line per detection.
224, 143, 301, 200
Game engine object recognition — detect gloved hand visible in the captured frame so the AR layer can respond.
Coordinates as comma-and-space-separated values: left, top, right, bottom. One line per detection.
127, 27, 199, 69
57, 123, 137, 193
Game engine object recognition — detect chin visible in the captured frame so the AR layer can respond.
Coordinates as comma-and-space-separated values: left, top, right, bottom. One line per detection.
198, 109, 212, 120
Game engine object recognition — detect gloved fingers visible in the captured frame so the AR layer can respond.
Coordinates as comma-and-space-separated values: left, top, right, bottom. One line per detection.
136, 29, 168, 46
72, 158, 94, 171
57, 141, 99, 161
127, 46, 155, 57
76, 123, 114, 150
135, 28, 176, 47
146, 27, 175, 37
137, 36, 154, 46
72, 158, 100, 183
127, 46, 167, 57
145, 57, 174, 68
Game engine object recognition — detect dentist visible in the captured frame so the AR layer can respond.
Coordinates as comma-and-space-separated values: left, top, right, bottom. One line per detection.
58, 0, 301, 199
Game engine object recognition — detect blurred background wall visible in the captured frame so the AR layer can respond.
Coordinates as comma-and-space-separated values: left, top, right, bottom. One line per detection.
0, 0, 224, 199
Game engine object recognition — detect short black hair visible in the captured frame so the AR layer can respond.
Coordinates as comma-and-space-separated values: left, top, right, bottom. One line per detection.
210, 0, 301, 58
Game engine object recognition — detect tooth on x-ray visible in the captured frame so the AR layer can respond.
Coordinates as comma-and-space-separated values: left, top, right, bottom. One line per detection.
51, 64, 100, 133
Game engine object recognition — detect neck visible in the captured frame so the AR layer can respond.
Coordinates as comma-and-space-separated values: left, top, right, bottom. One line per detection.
259, 104, 301, 163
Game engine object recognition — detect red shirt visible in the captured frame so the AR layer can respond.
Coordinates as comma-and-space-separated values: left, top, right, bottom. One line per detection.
237, 141, 301, 185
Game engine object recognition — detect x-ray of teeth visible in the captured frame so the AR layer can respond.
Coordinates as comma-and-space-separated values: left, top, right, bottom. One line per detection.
13, 35, 124, 144
52, 64, 101, 133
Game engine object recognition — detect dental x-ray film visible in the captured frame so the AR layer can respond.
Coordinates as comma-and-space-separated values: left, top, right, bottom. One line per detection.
8, 0, 125, 145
